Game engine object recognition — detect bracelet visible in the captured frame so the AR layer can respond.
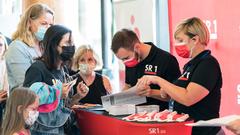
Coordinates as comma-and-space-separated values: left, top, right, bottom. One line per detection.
75, 93, 83, 99
160, 92, 167, 99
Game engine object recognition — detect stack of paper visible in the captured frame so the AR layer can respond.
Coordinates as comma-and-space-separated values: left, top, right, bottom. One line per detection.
101, 86, 146, 111
108, 104, 136, 116
136, 105, 159, 113
185, 115, 240, 127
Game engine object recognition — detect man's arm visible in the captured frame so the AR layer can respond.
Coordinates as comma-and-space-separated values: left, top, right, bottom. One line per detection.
122, 83, 131, 91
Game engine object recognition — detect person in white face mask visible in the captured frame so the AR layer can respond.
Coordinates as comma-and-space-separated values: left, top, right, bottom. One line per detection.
2, 87, 39, 135
71, 45, 112, 105
5, 3, 54, 91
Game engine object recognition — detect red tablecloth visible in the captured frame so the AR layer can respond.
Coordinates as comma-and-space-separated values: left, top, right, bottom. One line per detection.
75, 109, 193, 135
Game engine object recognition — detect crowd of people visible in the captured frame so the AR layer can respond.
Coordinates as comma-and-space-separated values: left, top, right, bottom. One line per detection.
0, 2, 239, 135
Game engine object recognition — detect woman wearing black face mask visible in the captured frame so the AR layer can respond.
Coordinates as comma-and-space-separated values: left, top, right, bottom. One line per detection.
23, 25, 89, 135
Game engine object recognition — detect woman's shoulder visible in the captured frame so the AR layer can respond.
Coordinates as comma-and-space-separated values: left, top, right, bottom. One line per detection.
31, 60, 45, 68
6, 40, 32, 57
201, 55, 220, 67
9, 40, 29, 49
102, 76, 112, 93
27, 60, 47, 73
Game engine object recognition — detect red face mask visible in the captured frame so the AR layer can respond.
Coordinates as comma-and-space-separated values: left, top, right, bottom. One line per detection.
174, 43, 190, 58
123, 57, 139, 67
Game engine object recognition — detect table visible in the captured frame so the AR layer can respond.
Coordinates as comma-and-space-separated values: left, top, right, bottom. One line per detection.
75, 109, 192, 135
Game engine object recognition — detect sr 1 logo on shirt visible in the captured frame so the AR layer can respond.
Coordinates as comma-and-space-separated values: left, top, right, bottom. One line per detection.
144, 64, 157, 75
178, 71, 190, 81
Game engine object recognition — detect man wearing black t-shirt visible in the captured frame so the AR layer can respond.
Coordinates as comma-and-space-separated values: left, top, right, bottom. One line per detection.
111, 29, 181, 110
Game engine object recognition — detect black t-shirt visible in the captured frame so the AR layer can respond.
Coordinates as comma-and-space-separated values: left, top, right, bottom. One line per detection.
125, 42, 181, 110
23, 60, 66, 87
173, 50, 222, 135
73, 72, 108, 104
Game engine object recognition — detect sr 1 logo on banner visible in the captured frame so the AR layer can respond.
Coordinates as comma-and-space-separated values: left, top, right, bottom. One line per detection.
203, 19, 217, 40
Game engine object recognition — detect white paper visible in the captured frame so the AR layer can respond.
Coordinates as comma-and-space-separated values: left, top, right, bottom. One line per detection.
185, 115, 240, 127
109, 104, 136, 116
101, 86, 146, 110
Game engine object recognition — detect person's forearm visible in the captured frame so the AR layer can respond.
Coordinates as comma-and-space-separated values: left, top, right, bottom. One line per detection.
156, 78, 191, 106
122, 83, 131, 91
68, 93, 83, 107
150, 89, 170, 101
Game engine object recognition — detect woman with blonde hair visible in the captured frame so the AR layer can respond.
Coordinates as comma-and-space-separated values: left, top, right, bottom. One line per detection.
5, 3, 54, 91
136, 17, 223, 135
0, 33, 8, 94
71, 45, 112, 105
0, 34, 9, 125
1, 87, 39, 135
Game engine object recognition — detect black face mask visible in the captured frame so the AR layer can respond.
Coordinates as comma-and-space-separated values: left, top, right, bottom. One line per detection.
60, 46, 75, 61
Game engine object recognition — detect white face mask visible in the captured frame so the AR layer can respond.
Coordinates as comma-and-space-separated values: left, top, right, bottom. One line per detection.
79, 63, 95, 75
25, 110, 39, 126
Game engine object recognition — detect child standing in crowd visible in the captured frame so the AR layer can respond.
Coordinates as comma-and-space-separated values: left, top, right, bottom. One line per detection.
0, 34, 9, 125
1, 87, 39, 135
71, 45, 112, 105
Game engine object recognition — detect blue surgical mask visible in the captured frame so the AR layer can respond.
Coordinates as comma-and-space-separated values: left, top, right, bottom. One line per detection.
34, 26, 47, 41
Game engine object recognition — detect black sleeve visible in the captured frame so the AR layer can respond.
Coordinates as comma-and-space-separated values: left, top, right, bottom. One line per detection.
125, 67, 130, 85
125, 67, 136, 87
190, 58, 220, 91
23, 65, 43, 87
164, 56, 181, 82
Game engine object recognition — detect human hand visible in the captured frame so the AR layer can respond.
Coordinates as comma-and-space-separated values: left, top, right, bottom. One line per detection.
61, 78, 78, 99
137, 75, 160, 86
0, 90, 7, 102
159, 89, 168, 99
226, 119, 240, 135
62, 83, 71, 99
136, 82, 152, 97
76, 81, 89, 98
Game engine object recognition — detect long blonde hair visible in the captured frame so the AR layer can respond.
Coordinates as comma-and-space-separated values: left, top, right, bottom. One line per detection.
12, 3, 53, 47
1, 87, 37, 135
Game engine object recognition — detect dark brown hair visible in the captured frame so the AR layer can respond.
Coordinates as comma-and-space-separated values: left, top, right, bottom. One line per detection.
111, 29, 140, 54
